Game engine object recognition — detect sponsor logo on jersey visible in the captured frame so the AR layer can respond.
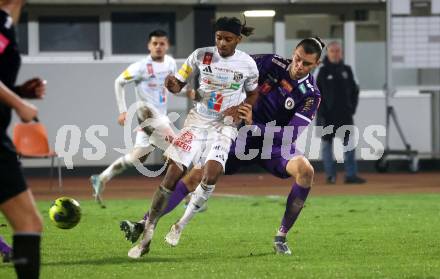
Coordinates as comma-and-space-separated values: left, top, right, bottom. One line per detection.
342, 71, 348, 79
202, 77, 233, 90
271, 58, 287, 69
207, 92, 224, 112
301, 97, 315, 113
217, 75, 229, 81
159, 88, 166, 103
285, 97, 295, 110
233, 72, 243, 82
173, 130, 194, 152
229, 83, 240, 90
147, 63, 154, 76
280, 79, 293, 93
214, 67, 235, 73
260, 82, 272, 95
0, 33, 10, 54
203, 65, 213, 73
305, 80, 315, 92
203, 52, 213, 65
298, 83, 307, 94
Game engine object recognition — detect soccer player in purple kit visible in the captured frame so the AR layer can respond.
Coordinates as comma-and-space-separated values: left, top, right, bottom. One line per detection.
121, 37, 324, 256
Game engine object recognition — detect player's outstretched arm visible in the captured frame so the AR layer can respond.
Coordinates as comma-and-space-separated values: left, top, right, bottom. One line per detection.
114, 76, 128, 117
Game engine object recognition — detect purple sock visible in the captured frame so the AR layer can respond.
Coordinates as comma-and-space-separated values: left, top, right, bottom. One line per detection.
143, 179, 190, 221
0, 235, 12, 254
279, 182, 310, 234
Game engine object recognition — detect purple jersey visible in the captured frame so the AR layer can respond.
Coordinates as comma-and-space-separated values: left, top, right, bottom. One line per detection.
226, 54, 321, 178
251, 54, 320, 142
235, 54, 321, 149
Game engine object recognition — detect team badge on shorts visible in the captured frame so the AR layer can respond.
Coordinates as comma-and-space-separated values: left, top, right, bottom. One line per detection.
285, 97, 295, 110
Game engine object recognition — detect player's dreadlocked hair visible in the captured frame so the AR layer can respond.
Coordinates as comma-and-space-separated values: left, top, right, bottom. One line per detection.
214, 16, 254, 37
296, 37, 326, 60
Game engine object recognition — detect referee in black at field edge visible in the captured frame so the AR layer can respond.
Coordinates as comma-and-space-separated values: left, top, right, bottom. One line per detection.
0, 0, 46, 278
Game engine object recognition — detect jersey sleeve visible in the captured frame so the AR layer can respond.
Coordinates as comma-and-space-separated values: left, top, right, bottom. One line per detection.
281, 92, 321, 145
295, 93, 321, 124
244, 58, 259, 92
114, 61, 142, 113
175, 49, 198, 83
117, 61, 143, 85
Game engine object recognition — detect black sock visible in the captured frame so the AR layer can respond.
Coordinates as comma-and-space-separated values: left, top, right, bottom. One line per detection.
13, 233, 41, 279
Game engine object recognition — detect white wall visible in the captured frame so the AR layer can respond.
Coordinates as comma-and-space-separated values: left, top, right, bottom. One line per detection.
10, 60, 433, 168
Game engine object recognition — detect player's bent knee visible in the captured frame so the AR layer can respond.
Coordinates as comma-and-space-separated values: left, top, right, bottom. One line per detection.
293, 157, 314, 187
14, 211, 43, 233
201, 161, 223, 185
183, 169, 203, 191
161, 161, 185, 190
201, 171, 222, 185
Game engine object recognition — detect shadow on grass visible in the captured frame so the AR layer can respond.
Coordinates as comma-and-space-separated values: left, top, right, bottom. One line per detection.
42, 256, 182, 266
234, 252, 275, 258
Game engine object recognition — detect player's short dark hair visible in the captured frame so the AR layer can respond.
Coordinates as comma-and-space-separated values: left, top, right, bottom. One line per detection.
296, 37, 326, 61
148, 30, 168, 41
214, 16, 254, 37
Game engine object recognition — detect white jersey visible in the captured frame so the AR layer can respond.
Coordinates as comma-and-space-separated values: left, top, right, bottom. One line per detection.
115, 54, 177, 115
175, 47, 258, 121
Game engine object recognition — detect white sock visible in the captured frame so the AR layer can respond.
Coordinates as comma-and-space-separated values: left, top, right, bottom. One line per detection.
140, 220, 155, 248
276, 231, 287, 237
98, 154, 132, 184
176, 182, 215, 229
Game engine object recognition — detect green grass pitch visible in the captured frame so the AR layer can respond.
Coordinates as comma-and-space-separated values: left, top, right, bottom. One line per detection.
1, 194, 439, 278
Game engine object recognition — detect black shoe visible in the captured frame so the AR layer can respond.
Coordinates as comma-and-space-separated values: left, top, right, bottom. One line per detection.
344, 176, 366, 184
120, 220, 144, 244
273, 236, 292, 255
1, 251, 11, 263
326, 176, 336, 184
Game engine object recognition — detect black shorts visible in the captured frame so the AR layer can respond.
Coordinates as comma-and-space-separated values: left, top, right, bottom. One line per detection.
0, 153, 27, 204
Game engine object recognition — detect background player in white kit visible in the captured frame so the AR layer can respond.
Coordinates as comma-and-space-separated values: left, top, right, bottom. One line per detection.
127, 17, 260, 258
90, 30, 177, 207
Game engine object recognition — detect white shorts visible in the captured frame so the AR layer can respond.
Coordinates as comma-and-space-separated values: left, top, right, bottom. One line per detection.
164, 109, 238, 170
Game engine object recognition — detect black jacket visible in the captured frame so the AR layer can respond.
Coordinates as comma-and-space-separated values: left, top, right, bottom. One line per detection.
316, 56, 359, 138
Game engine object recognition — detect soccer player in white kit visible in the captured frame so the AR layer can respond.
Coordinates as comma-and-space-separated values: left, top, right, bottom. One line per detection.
90, 30, 177, 207
127, 17, 260, 259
